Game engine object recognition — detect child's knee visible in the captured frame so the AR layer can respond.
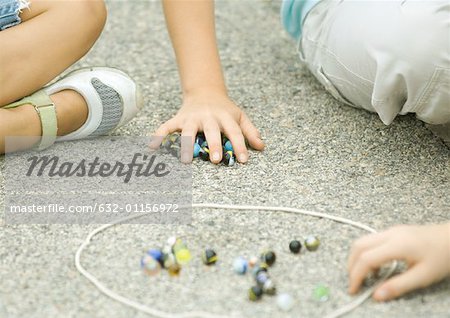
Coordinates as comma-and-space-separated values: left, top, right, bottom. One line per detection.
396, 2, 450, 124
64, 0, 107, 54
79, 0, 107, 38
58, 0, 107, 43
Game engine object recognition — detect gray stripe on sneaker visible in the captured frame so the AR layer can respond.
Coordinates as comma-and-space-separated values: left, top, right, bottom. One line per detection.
90, 78, 123, 137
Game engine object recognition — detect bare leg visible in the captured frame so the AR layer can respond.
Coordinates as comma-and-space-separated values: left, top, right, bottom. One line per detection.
0, 0, 107, 105
0, 0, 106, 153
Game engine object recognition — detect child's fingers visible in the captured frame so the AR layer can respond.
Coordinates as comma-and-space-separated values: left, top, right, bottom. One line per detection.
149, 119, 179, 149
373, 264, 430, 301
222, 121, 248, 163
203, 121, 222, 164
348, 232, 388, 273
181, 125, 197, 163
348, 244, 400, 294
239, 113, 264, 150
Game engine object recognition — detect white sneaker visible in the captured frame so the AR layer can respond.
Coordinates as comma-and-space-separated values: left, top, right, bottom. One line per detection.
44, 67, 143, 141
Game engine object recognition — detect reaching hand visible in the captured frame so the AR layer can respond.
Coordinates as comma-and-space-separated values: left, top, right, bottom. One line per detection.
348, 223, 450, 301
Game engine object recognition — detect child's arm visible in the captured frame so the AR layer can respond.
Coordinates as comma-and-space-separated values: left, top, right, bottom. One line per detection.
348, 222, 450, 301
151, 0, 264, 163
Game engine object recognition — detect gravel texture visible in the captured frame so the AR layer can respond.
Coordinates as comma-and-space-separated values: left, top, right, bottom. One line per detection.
1, 1, 449, 318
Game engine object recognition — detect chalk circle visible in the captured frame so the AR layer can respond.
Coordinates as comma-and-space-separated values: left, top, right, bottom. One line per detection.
75, 203, 398, 318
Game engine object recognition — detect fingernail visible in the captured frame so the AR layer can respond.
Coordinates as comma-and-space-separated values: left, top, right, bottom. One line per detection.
239, 153, 248, 162
212, 152, 220, 162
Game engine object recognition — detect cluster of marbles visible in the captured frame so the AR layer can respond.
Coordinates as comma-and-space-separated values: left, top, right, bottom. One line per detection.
160, 132, 236, 166
230, 251, 278, 302
141, 236, 327, 312
141, 239, 220, 277
141, 236, 192, 277
230, 236, 323, 310
194, 133, 236, 166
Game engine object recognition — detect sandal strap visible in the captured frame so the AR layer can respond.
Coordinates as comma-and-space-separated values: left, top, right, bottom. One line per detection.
4, 90, 58, 150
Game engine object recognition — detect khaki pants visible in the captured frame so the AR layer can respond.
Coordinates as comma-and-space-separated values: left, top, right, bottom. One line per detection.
300, 0, 450, 125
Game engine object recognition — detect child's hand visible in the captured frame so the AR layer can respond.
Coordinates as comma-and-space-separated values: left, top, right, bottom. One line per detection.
348, 223, 450, 301
150, 92, 264, 163
153, 1, 264, 164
